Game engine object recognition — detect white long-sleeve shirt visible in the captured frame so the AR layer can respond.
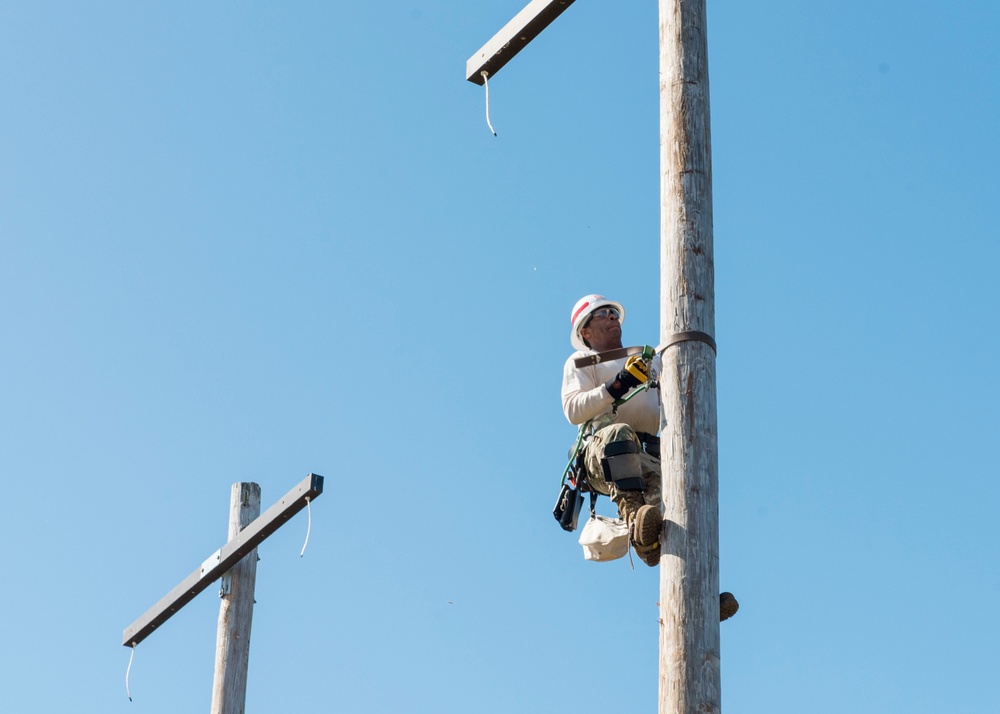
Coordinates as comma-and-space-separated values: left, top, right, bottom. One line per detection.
561, 350, 661, 435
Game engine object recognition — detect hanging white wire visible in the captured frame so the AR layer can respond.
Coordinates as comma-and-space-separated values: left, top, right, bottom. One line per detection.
299, 497, 312, 557
482, 71, 497, 136
125, 644, 136, 701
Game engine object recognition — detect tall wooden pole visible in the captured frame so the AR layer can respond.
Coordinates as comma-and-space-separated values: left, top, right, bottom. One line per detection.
211, 482, 261, 714
658, 0, 721, 712
464, 3, 722, 707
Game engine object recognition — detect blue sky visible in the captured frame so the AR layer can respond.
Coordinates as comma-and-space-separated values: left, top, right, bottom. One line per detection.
2, 1, 998, 712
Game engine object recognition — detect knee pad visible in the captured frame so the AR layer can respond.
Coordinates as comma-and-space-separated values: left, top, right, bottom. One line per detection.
600, 440, 644, 491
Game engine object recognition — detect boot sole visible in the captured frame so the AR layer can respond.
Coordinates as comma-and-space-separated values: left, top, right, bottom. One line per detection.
720, 592, 739, 622
634, 542, 660, 567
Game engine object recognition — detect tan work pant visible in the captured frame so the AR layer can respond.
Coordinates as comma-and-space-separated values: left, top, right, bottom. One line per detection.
583, 423, 661, 526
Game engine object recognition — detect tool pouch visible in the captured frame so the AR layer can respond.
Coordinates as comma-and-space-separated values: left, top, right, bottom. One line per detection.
553, 483, 584, 532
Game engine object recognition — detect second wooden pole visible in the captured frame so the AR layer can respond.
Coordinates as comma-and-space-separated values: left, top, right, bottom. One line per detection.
211, 482, 261, 714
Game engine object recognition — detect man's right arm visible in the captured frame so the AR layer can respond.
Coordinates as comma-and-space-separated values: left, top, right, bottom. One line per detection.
561, 356, 615, 425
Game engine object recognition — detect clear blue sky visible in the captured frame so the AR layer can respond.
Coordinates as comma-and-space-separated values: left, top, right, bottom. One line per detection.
2, 1, 998, 712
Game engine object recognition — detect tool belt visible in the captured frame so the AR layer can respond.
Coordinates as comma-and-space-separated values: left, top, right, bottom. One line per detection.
636, 432, 660, 459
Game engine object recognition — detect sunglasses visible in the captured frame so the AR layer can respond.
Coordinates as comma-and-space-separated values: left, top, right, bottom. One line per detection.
586, 307, 620, 323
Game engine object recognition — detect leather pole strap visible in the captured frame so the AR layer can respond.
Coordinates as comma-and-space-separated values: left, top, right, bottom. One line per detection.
573, 331, 717, 369
657, 330, 717, 355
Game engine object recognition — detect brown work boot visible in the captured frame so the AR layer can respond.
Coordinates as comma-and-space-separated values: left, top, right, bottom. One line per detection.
615, 491, 646, 530
632, 504, 662, 547
720, 592, 739, 622
630, 504, 662, 567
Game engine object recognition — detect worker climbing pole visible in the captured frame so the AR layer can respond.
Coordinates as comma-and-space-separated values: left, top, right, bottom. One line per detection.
466, 1, 734, 712
556, 296, 736, 617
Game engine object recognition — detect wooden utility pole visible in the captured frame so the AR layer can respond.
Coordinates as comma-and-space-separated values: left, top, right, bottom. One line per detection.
467, 2, 722, 712
211, 482, 261, 714
657, 0, 721, 712
122, 474, 323, 707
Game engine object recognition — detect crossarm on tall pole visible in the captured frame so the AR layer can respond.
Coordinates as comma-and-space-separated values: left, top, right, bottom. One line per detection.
465, 0, 577, 84
122, 473, 324, 647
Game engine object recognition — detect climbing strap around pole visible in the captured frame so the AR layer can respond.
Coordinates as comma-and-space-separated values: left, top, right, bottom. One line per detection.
573, 332, 716, 370
657, 330, 717, 355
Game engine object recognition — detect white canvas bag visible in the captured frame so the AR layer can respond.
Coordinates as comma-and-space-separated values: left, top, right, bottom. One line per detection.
578, 515, 629, 562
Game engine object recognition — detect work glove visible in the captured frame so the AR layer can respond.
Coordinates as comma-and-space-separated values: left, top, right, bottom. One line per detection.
605, 355, 649, 400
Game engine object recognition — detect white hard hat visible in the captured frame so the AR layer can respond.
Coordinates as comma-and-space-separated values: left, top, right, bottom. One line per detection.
570, 294, 625, 351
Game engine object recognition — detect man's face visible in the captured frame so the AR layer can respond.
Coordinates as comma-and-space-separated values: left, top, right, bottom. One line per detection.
580, 307, 622, 351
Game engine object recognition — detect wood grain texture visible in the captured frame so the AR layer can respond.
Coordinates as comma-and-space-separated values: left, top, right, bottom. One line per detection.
211, 483, 261, 714
658, 0, 722, 712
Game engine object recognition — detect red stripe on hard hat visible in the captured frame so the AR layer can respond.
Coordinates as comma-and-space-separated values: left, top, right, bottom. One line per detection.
571, 301, 592, 325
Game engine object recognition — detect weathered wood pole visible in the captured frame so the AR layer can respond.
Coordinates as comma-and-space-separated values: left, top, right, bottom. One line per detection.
658, 0, 722, 712
211, 482, 261, 714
